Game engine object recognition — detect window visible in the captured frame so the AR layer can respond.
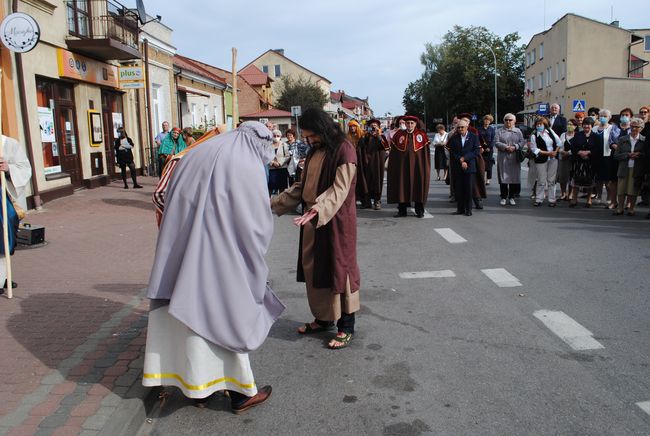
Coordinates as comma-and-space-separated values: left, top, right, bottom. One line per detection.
561, 60, 566, 79
539, 43, 544, 59
645, 35, 650, 52
191, 103, 197, 127
555, 63, 560, 82
532, 48, 536, 64
538, 72, 544, 90
152, 84, 162, 137
214, 95, 223, 124
547, 67, 552, 86
274, 65, 281, 77
262, 65, 269, 74
530, 76, 535, 91
66, 0, 90, 37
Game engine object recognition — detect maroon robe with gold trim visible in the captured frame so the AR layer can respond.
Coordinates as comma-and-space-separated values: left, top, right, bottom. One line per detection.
387, 129, 431, 204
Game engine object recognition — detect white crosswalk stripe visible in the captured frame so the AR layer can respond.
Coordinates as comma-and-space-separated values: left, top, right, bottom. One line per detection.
481, 268, 522, 287
434, 228, 467, 244
399, 270, 456, 279
636, 401, 650, 416
533, 310, 605, 351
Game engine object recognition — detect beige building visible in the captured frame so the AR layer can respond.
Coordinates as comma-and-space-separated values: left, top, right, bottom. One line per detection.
243, 49, 331, 106
524, 14, 650, 119
2, 0, 163, 208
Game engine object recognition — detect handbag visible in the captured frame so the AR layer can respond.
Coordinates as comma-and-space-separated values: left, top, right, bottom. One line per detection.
516, 148, 527, 163
0, 194, 19, 256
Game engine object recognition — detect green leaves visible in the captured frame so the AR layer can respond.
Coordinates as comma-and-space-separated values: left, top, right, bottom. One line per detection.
404, 25, 525, 126
275, 75, 328, 112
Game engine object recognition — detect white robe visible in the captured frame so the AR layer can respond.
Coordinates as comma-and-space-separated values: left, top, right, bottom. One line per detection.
1, 136, 32, 285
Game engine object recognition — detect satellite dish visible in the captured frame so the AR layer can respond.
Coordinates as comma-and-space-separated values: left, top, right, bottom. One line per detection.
135, 0, 147, 25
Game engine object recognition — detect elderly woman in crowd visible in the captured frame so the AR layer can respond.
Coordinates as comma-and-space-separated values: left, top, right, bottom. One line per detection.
432, 124, 449, 181
477, 114, 496, 185
612, 118, 646, 216
558, 119, 578, 201
268, 129, 291, 195
569, 117, 603, 207
494, 113, 525, 206
593, 109, 620, 208
529, 117, 561, 206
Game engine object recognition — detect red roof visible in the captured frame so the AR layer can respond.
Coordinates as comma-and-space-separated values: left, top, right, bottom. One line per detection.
174, 54, 227, 85
239, 64, 271, 86
240, 108, 292, 118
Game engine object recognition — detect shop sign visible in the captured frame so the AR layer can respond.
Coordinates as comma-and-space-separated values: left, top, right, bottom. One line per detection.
118, 66, 144, 89
38, 107, 56, 142
57, 48, 119, 88
0, 13, 40, 53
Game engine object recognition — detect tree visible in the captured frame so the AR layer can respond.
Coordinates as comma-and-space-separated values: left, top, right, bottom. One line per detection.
275, 75, 328, 112
403, 25, 525, 128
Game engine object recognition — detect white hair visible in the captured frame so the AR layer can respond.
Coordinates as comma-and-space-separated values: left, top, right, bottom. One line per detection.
503, 113, 516, 121
630, 118, 645, 128
598, 109, 611, 119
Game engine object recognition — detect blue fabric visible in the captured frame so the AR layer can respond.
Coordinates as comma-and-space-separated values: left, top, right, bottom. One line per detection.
0, 195, 18, 256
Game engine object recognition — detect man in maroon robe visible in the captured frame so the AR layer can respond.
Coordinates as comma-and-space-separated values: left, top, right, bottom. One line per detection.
387, 115, 431, 218
360, 119, 390, 210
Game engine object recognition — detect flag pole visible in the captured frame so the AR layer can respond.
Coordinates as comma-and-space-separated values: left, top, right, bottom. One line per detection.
231, 48, 238, 127
0, 69, 12, 299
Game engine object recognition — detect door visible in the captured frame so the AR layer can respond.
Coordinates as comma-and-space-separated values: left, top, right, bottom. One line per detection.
57, 105, 83, 187
102, 90, 124, 179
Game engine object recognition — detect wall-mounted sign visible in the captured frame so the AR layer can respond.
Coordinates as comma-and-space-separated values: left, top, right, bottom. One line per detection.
57, 48, 119, 88
0, 12, 40, 53
118, 66, 145, 89
88, 110, 103, 146
112, 112, 123, 139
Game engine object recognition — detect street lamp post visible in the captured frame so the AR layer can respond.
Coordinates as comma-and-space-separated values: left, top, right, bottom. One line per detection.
472, 39, 497, 124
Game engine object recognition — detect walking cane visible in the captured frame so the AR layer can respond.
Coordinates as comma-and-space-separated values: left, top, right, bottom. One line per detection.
0, 69, 13, 299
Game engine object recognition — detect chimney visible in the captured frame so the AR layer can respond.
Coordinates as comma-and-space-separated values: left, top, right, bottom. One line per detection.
273, 48, 285, 56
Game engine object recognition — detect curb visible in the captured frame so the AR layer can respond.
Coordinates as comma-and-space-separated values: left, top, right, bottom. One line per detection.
99, 382, 157, 436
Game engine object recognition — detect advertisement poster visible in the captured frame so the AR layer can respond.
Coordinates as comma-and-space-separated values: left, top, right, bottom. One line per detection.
38, 107, 56, 142
112, 112, 123, 138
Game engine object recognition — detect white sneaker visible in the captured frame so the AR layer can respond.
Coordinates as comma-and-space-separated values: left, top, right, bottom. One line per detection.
509, 198, 516, 206
500, 199, 507, 206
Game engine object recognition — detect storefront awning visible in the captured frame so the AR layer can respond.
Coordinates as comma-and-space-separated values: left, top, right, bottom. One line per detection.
177, 86, 211, 98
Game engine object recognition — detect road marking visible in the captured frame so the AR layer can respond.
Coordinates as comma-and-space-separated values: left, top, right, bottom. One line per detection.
636, 401, 650, 416
480, 268, 521, 287
533, 310, 605, 351
399, 270, 456, 279
434, 228, 467, 244
408, 208, 434, 219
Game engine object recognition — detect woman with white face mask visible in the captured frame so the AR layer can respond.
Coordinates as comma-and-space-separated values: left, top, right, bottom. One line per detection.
558, 119, 578, 201
529, 117, 562, 206
593, 109, 620, 208
268, 129, 291, 196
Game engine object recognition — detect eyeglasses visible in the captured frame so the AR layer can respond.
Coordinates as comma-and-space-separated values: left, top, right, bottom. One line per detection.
631, 125, 642, 129
504, 119, 515, 122
640, 111, 649, 114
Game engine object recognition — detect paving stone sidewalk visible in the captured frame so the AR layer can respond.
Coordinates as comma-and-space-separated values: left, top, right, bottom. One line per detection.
0, 177, 160, 436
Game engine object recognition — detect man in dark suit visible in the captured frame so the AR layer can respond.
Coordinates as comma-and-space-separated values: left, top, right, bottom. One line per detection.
449, 119, 481, 216
549, 103, 567, 137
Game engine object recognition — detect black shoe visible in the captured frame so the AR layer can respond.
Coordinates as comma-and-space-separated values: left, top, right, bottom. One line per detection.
474, 202, 483, 210
464, 211, 473, 216
123, 185, 129, 189
416, 212, 424, 218
3, 280, 17, 289
449, 197, 456, 203
133, 184, 143, 189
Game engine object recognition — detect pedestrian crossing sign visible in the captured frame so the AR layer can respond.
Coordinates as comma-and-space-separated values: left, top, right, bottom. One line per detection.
572, 100, 586, 112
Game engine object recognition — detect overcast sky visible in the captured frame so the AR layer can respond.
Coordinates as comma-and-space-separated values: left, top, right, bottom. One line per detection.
130, 0, 647, 116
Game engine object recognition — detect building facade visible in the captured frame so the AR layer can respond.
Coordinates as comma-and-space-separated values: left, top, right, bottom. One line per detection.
524, 14, 650, 118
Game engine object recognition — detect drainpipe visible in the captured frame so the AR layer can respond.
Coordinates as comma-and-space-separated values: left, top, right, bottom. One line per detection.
143, 38, 153, 173
12, 0, 41, 208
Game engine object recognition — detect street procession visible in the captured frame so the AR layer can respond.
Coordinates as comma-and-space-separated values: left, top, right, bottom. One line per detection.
0, 0, 649, 435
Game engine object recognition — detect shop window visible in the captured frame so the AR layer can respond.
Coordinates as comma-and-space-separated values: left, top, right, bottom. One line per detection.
67, 0, 90, 37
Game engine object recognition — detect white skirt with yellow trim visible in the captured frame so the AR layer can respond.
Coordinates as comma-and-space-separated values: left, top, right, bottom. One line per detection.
142, 305, 258, 399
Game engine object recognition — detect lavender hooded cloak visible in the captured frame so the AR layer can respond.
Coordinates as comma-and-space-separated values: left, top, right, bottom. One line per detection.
147, 121, 285, 353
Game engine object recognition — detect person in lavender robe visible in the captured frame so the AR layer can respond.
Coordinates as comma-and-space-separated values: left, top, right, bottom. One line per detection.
143, 121, 285, 414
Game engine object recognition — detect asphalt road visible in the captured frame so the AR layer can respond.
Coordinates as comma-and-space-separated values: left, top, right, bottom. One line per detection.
141, 174, 650, 436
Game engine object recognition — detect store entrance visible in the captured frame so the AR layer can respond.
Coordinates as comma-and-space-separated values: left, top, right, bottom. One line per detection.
101, 90, 125, 179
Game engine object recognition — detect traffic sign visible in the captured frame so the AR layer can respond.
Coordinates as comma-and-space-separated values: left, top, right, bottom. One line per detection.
290, 106, 301, 117
572, 100, 586, 112
538, 103, 548, 115
471, 114, 478, 121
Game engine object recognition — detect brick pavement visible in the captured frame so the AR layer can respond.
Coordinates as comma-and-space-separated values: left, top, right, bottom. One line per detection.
0, 177, 160, 435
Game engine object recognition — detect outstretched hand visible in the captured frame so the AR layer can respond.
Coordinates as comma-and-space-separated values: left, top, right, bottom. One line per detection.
293, 208, 318, 226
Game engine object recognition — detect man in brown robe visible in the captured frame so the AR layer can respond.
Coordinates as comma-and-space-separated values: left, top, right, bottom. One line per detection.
360, 119, 389, 210
387, 115, 431, 218
348, 120, 369, 208
272, 108, 361, 350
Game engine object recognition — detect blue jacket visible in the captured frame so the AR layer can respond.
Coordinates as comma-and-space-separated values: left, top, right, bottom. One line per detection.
449, 132, 481, 173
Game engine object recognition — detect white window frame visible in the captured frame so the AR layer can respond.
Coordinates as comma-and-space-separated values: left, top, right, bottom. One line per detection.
532, 48, 536, 64
645, 35, 650, 52
539, 43, 544, 59
561, 60, 566, 79
191, 103, 197, 127
555, 63, 560, 82
538, 72, 544, 90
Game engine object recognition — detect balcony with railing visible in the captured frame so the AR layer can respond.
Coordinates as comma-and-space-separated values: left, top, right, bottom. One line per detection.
65, 0, 140, 61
